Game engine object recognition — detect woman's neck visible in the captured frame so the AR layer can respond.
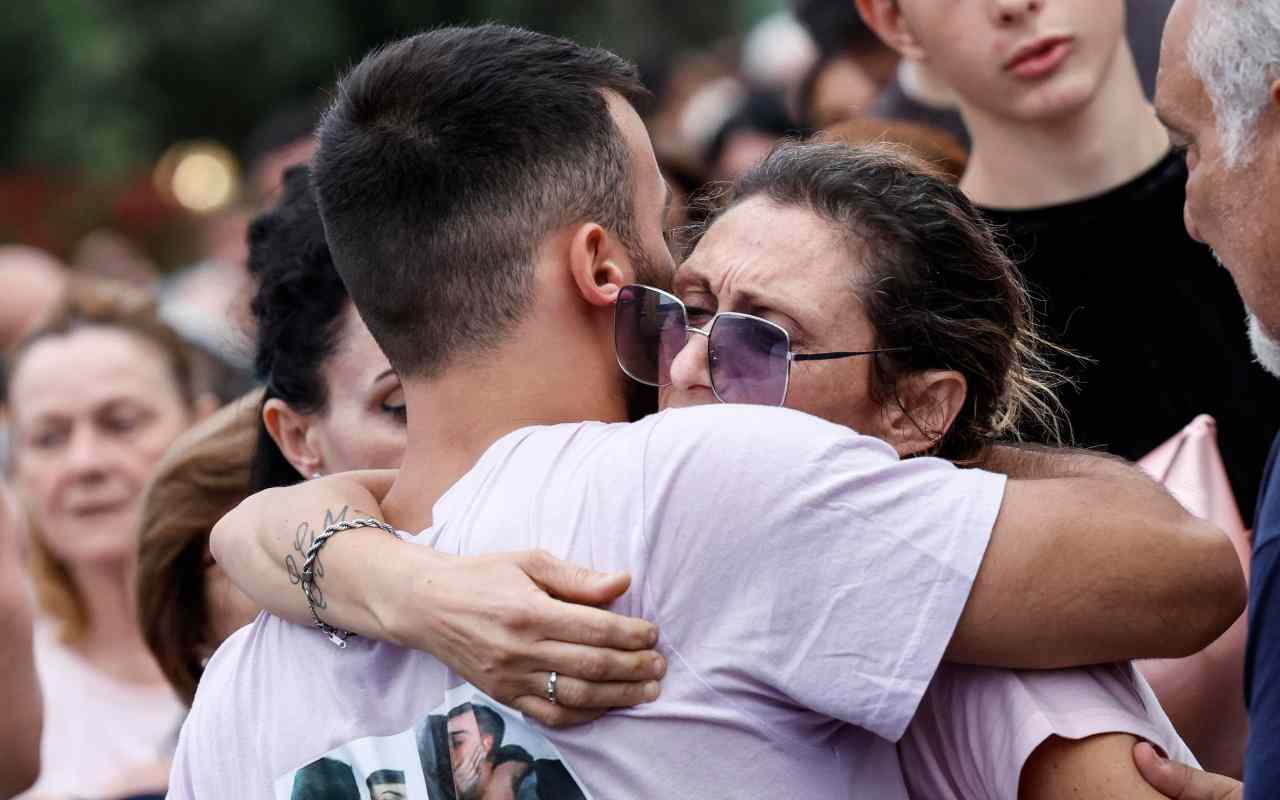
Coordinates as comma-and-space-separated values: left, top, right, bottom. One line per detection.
958, 43, 1170, 210
69, 560, 166, 686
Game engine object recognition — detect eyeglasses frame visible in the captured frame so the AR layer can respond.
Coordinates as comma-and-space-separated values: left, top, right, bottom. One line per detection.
615, 283, 910, 407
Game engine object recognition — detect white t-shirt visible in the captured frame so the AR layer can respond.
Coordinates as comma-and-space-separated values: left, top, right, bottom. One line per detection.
22, 619, 185, 798
171, 404, 1005, 798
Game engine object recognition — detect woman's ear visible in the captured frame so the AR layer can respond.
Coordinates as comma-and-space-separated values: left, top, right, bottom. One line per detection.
568, 222, 628, 307
856, 0, 929, 63
881, 369, 968, 457
262, 398, 324, 478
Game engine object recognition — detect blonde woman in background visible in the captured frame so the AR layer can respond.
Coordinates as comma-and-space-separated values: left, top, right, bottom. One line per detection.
6, 280, 212, 798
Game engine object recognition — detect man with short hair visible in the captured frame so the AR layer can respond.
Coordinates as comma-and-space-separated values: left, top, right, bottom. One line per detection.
169, 25, 1240, 797
1133, 2, 1280, 798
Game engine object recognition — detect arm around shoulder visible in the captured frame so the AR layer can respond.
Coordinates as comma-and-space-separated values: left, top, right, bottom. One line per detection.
209, 469, 409, 636
947, 446, 1246, 668
209, 471, 665, 728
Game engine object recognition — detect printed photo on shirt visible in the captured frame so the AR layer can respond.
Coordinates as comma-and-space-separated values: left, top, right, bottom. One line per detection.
416, 684, 589, 800
274, 729, 428, 800
274, 684, 589, 799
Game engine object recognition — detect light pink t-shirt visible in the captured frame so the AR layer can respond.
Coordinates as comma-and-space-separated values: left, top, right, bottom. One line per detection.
171, 404, 1004, 798
899, 662, 1198, 799
22, 619, 185, 798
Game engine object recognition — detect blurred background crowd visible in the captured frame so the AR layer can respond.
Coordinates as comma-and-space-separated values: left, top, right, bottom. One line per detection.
0, 0, 985, 395
0, 0, 1265, 798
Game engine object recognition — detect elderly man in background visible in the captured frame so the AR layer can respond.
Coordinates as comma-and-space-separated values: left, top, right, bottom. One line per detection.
1138, 1, 1280, 798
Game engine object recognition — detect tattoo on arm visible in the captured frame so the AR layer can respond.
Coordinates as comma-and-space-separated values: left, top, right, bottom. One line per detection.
283, 505, 351, 610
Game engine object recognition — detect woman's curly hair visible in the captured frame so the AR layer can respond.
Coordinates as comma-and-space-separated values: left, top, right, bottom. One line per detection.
246, 165, 351, 489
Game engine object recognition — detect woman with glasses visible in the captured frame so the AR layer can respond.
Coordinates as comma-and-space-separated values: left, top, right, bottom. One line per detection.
212, 142, 1208, 796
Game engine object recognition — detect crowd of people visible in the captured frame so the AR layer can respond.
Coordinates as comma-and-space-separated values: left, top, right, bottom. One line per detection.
0, 0, 1277, 798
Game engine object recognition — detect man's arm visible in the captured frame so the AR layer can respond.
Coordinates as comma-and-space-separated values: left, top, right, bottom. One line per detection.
946, 445, 1246, 668
0, 487, 41, 796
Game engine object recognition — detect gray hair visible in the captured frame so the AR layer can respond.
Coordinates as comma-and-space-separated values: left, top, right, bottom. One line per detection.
1188, 0, 1280, 167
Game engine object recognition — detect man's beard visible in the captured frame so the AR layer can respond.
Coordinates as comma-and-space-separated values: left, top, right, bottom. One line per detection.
1249, 313, 1280, 378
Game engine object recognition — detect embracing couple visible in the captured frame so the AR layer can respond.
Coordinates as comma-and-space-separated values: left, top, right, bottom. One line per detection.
171, 23, 1245, 800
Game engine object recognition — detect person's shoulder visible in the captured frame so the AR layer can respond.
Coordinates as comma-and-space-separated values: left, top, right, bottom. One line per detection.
632, 406, 902, 494
646, 404, 891, 452
186, 616, 261, 710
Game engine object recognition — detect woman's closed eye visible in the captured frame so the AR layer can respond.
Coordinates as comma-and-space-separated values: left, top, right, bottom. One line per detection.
679, 290, 716, 325
380, 384, 407, 422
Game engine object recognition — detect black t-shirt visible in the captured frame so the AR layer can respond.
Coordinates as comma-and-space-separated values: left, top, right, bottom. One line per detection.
979, 152, 1280, 522
1245, 433, 1280, 798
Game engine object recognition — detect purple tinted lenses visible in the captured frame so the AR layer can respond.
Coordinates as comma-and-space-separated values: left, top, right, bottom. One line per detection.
708, 314, 790, 406
615, 286, 792, 406
615, 285, 688, 386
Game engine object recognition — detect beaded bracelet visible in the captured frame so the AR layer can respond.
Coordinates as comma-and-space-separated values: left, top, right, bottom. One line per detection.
300, 517, 399, 647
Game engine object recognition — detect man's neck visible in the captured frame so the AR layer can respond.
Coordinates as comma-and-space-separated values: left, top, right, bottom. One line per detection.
382, 326, 628, 534
958, 43, 1170, 209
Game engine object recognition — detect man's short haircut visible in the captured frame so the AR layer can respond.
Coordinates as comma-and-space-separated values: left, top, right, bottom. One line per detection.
1189, 0, 1280, 167
447, 702, 506, 754
365, 769, 405, 791
313, 25, 647, 378
290, 757, 359, 799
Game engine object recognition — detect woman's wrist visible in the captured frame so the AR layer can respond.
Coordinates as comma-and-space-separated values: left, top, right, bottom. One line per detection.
364, 540, 451, 650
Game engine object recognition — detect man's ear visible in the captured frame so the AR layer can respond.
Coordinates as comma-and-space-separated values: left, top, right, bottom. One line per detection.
262, 398, 323, 478
880, 369, 967, 457
567, 221, 628, 308
856, 0, 929, 62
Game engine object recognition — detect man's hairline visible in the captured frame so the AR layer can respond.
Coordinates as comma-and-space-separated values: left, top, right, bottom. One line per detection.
1185, 0, 1280, 166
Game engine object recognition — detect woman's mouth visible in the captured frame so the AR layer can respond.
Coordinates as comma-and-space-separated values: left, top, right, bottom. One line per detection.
69, 499, 132, 519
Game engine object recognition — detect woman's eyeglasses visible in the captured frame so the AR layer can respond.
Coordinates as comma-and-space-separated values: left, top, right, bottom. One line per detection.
613, 284, 908, 407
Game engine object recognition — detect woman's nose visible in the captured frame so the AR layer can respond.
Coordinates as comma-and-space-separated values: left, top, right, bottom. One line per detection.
63, 425, 112, 480
668, 327, 712, 392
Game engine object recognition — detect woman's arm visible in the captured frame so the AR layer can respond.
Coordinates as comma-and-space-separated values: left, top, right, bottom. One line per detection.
1020, 734, 1174, 800
210, 471, 665, 727
948, 445, 1245, 668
